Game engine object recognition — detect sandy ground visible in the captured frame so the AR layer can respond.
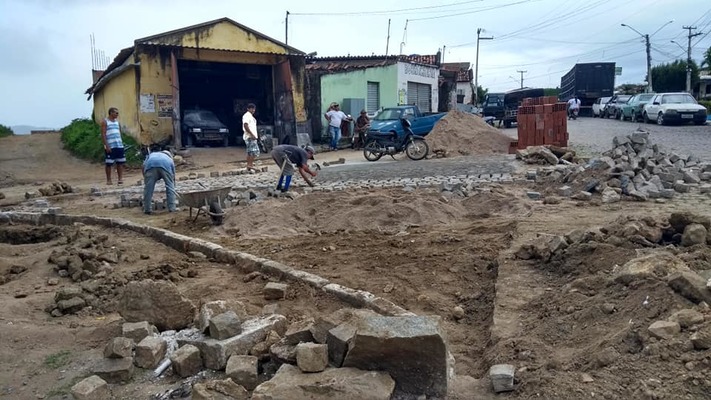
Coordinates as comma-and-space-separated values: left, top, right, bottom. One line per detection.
1, 132, 711, 399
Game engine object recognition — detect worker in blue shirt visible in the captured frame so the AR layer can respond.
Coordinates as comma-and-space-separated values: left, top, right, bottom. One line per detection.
143, 150, 177, 215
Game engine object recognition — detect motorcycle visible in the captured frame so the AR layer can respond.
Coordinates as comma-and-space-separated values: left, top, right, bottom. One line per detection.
568, 108, 579, 120
363, 118, 429, 162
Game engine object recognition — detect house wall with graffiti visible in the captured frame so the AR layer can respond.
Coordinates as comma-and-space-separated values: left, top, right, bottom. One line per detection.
397, 62, 440, 112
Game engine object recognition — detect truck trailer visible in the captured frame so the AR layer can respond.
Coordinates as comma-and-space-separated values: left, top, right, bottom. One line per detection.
560, 62, 615, 117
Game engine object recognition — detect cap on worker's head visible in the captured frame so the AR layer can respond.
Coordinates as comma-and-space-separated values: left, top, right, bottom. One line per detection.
360, 109, 367, 114
161, 150, 173, 157
304, 145, 315, 159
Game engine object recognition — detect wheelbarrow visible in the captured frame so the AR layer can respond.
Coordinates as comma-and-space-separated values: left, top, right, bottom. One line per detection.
177, 186, 232, 225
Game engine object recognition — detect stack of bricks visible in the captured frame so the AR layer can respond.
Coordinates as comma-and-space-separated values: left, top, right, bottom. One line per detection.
514, 96, 568, 150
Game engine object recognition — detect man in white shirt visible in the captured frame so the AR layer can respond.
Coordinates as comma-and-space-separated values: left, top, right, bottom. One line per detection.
324, 103, 351, 151
242, 103, 259, 170
567, 96, 581, 119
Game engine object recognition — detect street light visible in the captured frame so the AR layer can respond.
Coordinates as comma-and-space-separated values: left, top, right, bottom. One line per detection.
621, 20, 674, 93
670, 40, 686, 52
474, 28, 493, 106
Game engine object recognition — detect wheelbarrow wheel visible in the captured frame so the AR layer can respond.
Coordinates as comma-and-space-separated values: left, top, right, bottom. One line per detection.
209, 200, 224, 226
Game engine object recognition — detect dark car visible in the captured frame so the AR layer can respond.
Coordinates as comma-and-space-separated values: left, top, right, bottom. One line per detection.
619, 93, 655, 122
181, 109, 230, 147
602, 95, 632, 119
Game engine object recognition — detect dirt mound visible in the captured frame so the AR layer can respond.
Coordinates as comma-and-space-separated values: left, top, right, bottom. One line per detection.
427, 110, 513, 157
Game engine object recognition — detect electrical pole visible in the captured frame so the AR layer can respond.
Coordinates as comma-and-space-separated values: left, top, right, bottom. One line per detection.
474, 28, 493, 106
516, 70, 527, 88
683, 26, 702, 94
285, 11, 290, 45
645, 34, 652, 93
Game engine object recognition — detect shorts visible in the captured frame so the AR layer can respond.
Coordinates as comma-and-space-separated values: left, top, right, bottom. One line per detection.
105, 147, 126, 165
246, 139, 260, 157
271, 149, 295, 176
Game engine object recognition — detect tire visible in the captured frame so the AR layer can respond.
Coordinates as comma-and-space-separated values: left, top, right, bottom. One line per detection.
643, 112, 651, 124
209, 200, 224, 226
630, 111, 636, 122
694, 120, 707, 126
363, 140, 383, 161
618, 111, 625, 121
222, 136, 229, 147
657, 112, 665, 126
405, 138, 429, 161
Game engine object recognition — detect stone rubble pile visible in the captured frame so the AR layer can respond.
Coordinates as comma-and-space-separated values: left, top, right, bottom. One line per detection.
24, 181, 74, 199
527, 129, 711, 203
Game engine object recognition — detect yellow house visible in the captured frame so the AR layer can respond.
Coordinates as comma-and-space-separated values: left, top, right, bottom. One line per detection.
85, 18, 307, 147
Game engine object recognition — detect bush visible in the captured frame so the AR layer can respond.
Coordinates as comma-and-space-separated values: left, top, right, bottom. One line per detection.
0, 124, 13, 138
60, 118, 141, 166
699, 100, 711, 114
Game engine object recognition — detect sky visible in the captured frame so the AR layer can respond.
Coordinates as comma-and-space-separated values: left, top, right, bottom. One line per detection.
0, 0, 709, 128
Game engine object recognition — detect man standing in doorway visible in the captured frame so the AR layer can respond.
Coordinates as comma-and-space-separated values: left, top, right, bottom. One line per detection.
242, 103, 259, 171
324, 103, 350, 151
101, 107, 125, 185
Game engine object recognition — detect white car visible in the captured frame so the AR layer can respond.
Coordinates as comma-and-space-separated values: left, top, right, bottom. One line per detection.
643, 93, 707, 125
592, 97, 611, 117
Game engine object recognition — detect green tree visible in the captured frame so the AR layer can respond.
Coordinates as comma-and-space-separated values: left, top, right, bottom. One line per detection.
651, 60, 699, 92
475, 85, 488, 105
543, 87, 560, 97
0, 124, 13, 138
615, 83, 645, 94
701, 46, 711, 69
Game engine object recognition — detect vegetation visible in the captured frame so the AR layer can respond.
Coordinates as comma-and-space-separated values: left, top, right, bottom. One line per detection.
699, 100, 711, 115
60, 118, 141, 166
615, 83, 646, 95
543, 87, 560, 97
651, 60, 700, 93
0, 123, 13, 137
44, 350, 71, 369
46, 375, 87, 397
476, 85, 488, 105
701, 46, 711, 69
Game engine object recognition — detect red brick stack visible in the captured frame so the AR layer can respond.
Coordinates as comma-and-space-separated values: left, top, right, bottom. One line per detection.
514, 96, 568, 150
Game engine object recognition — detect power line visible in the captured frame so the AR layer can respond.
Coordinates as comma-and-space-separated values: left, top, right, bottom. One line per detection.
480, 39, 638, 68
408, 0, 535, 22
289, 0, 485, 16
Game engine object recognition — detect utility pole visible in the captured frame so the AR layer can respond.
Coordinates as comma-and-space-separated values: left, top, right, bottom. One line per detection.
516, 70, 527, 88
645, 34, 652, 93
285, 11, 290, 45
474, 28, 493, 106
683, 26, 702, 94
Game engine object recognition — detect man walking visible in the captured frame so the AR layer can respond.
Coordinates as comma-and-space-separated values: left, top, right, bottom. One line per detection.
101, 107, 125, 185
242, 103, 259, 171
271, 144, 317, 192
324, 103, 350, 151
143, 150, 177, 215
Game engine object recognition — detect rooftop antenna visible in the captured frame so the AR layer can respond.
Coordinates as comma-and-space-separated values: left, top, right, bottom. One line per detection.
400, 19, 409, 55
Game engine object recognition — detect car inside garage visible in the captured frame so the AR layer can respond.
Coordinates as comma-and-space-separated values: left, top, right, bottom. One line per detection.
177, 60, 274, 146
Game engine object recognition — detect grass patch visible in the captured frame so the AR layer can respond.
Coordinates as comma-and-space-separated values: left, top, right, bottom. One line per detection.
46, 375, 86, 397
60, 118, 142, 166
44, 350, 71, 369
0, 123, 13, 138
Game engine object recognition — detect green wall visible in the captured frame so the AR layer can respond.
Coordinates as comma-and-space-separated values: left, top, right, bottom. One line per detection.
320, 65, 398, 122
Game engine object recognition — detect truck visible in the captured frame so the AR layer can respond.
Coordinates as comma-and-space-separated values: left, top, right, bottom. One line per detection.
368, 105, 447, 138
482, 87, 545, 128
560, 62, 615, 117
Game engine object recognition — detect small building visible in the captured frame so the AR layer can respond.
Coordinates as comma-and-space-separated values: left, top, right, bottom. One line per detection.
85, 18, 308, 147
442, 62, 474, 104
305, 54, 441, 139
697, 70, 711, 100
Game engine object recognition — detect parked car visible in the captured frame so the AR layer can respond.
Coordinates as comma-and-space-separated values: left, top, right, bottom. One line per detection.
592, 97, 611, 117
643, 93, 708, 125
368, 105, 447, 138
181, 109, 230, 147
619, 93, 655, 122
602, 94, 632, 119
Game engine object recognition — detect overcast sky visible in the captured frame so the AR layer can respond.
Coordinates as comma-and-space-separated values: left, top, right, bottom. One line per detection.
0, 0, 709, 128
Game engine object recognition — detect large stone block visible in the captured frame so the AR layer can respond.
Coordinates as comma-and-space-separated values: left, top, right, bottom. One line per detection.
648, 320, 681, 339
196, 300, 248, 333
94, 357, 134, 383
118, 280, 196, 331
296, 343, 328, 373
226, 355, 258, 390
104, 337, 134, 359
193, 378, 249, 400
668, 271, 711, 305
177, 314, 288, 370
310, 308, 378, 344
209, 311, 242, 340
283, 318, 316, 345
614, 252, 690, 285
342, 315, 449, 397
134, 336, 167, 369
171, 344, 202, 378
327, 324, 356, 367
490, 364, 516, 393
263, 282, 288, 300
252, 364, 395, 400
70, 375, 108, 400
122, 321, 158, 343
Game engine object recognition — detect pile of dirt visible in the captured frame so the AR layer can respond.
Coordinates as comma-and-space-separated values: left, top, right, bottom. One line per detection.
427, 110, 513, 157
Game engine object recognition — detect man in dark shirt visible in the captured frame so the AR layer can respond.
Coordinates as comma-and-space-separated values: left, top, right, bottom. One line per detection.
353, 109, 370, 149
271, 144, 317, 192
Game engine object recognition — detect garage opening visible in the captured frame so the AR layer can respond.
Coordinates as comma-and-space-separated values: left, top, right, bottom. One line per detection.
407, 82, 432, 113
177, 60, 274, 147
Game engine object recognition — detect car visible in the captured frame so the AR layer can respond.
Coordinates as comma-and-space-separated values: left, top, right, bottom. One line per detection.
619, 93, 655, 122
592, 96, 611, 117
181, 109, 230, 147
369, 105, 447, 138
642, 93, 708, 126
602, 94, 632, 119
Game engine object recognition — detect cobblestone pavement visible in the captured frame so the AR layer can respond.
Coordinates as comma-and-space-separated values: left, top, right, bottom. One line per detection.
565, 117, 711, 159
